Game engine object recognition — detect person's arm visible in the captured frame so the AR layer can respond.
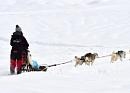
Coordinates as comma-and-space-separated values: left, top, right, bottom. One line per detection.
10, 35, 13, 46
22, 36, 29, 49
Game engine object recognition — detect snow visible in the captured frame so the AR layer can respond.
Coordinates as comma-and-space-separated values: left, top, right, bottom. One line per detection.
0, 0, 130, 93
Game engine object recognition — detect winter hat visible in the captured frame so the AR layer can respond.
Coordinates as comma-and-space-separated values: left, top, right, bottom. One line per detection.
13, 25, 23, 36
15, 25, 22, 32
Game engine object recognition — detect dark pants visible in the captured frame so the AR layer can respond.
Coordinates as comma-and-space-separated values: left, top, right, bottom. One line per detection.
10, 50, 27, 74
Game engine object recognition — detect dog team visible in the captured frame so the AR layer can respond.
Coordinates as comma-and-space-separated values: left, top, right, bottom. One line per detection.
74, 50, 129, 67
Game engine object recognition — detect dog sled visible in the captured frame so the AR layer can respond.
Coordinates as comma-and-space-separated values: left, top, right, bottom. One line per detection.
21, 60, 72, 73
21, 50, 72, 73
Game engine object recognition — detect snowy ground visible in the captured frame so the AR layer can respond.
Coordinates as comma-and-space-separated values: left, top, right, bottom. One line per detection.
0, 0, 130, 93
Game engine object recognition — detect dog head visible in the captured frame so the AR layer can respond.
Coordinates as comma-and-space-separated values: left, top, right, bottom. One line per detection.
93, 53, 98, 58
75, 56, 81, 61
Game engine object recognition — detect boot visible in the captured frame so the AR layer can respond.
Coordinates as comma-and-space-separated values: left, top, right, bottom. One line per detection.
17, 70, 21, 74
10, 67, 15, 74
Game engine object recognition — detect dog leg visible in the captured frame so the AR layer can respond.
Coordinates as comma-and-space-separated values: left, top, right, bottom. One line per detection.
75, 63, 77, 67
120, 57, 122, 61
91, 61, 94, 66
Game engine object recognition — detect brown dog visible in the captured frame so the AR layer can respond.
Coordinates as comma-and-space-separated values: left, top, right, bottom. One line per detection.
74, 53, 98, 67
84, 53, 98, 66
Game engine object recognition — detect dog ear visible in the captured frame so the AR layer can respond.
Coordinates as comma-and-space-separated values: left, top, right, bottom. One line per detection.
94, 53, 98, 57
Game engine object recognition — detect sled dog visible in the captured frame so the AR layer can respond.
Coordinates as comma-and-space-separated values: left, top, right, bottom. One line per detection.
84, 53, 98, 66
111, 50, 126, 63
74, 56, 84, 67
74, 53, 98, 67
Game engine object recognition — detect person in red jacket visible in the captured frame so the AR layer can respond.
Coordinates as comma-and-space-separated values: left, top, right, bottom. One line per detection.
10, 25, 29, 74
